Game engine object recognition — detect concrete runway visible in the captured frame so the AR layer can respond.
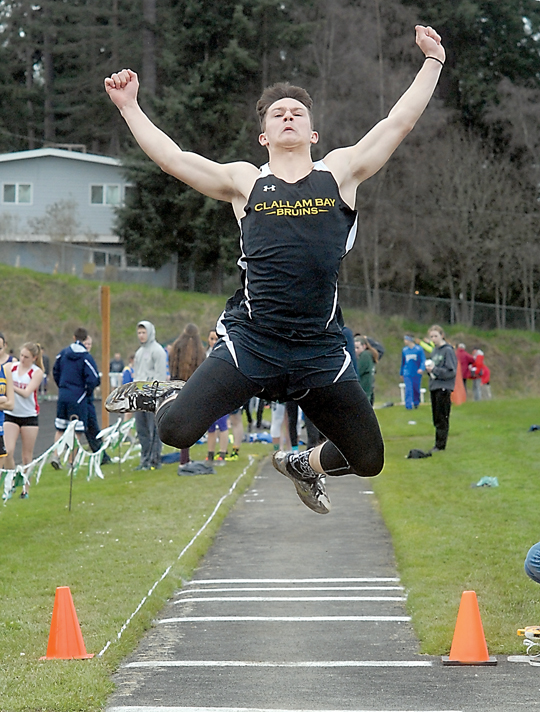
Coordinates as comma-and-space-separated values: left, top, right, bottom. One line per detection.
105, 459, 540, 712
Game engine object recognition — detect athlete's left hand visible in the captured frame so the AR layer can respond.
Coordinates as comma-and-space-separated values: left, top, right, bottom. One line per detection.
415, 25, 445, 64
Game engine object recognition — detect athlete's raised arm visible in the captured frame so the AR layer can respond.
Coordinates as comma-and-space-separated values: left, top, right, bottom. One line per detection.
324, 25, 445, 203
104, 69, 258, 204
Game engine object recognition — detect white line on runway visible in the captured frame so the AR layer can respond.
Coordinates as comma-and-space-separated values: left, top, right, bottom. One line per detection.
184, 578, 400, 584
157, 615, 411, 624
108, 707, 463, 712
176, 586, 404, 594
108, 708, 463, 712
122, 660, 433, 668
173, 596, 406, 604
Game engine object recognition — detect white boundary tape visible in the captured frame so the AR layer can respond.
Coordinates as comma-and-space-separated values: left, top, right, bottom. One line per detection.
1, 417, 139, 503
97, 456, 255, 657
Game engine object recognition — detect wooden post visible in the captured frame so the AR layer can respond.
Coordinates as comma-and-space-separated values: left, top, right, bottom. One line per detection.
100, 285, 111, 428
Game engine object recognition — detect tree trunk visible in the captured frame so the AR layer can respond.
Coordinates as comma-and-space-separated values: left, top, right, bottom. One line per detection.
42, 6, 55, 143
374, 0, 385, 118
142, 0, 157, 97
25, 44, 35, 149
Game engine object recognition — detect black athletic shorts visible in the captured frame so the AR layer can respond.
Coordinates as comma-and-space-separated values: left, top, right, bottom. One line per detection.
211, 319, 357, 402
4, 413, 39, 428
0, 433, 5, 457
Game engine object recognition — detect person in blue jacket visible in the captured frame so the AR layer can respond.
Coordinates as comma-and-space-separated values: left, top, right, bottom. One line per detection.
400, 335, 425, 410
50, 327, 100, 469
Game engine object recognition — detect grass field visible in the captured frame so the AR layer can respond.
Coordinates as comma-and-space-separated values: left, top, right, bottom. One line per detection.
373, 397, 540, 656
3, 398, 540, 710
0, 441, 271, 712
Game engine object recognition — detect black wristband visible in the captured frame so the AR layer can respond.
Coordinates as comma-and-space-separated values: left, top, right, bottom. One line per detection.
425, 56, 444, 67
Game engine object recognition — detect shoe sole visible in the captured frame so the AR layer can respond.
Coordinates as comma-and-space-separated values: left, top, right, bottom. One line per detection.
105, 380, 185, 413
272, 452, 331, 514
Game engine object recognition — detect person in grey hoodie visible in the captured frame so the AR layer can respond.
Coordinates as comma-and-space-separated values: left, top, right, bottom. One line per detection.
424, 324, 457, 452
133, 320, 167, 469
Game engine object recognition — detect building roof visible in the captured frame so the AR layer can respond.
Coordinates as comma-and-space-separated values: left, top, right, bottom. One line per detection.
0, 147, 121, 166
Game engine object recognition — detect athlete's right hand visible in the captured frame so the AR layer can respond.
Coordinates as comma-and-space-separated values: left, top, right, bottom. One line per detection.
104, 68, 139, 110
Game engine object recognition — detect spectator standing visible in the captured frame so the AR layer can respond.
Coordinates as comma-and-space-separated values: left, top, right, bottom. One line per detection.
354, 336, 378, 405
169, 324, 206, 467
122, 354, 135, 385
133, 320, 167, 470
400, 335, 425, 410
455, 343, 474, 393
471, 348, 488, 401
424, 325, 457, 452
109, 352, 125, 389
0, 357, 14, 461
83, 335, 112, 464
4, 343, 44, 497
481, 361, 492, 400
51, 327, 101, 469
0, 332, 15, 368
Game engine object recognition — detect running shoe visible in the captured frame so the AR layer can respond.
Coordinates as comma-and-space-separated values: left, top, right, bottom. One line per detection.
20, 491, 29, 499
105, 380, 185, 413
225, 451, 239, 461
272, 450, 331, 515
214, 454, 227, 466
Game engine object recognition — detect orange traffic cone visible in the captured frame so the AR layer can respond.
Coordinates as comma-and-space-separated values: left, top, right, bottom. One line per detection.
442, 590, 496, 665
451, 360, 467, 405
40, 586, 94, 660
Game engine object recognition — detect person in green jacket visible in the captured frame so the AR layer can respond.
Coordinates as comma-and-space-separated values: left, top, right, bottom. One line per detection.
354, 336, 379, 405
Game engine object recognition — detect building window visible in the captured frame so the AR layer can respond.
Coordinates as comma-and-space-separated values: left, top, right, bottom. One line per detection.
92, 250, 123, 267
90, 184, 121, 206
93, 251, 107, 267
3, 183, 32, 204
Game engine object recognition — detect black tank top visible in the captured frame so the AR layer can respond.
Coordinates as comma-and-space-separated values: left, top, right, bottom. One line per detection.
225, 161, 358, 339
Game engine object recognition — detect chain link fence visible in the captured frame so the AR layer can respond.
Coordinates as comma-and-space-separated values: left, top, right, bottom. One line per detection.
338, 285, 539, 331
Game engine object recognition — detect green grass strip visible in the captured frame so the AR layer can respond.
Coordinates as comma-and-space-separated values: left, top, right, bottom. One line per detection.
373, 397, 540, 656
0, 441, 270, 712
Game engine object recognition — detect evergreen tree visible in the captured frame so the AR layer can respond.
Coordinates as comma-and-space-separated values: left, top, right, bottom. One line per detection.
402, 0, 540, 129
115, 0, 312, 288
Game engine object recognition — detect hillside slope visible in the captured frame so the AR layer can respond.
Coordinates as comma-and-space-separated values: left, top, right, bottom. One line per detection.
1, 264, 539, 401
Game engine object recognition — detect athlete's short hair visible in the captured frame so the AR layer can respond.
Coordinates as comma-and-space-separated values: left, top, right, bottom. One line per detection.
74, 327, 88, 342
256, 82, 314, 130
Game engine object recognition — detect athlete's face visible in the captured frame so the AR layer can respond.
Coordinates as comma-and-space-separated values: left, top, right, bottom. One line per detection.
137, 327, 148, 344
19, 348, 35, 367
208, 331, 218, 349
259, 98, 318, 150
429, 330, 444, 347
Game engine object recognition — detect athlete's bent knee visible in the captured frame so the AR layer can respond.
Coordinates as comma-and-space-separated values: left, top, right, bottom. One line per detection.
361, 448, 384, 478
156, 403, 199, 450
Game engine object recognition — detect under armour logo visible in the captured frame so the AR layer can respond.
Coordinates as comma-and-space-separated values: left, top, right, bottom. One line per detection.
263, 185, 276, 192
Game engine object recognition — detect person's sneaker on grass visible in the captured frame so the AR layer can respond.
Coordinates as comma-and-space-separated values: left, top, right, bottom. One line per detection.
106, 380, 185, 413
50, 455, 62, 470
225, 448, 239, 461
272, 449, 331, 514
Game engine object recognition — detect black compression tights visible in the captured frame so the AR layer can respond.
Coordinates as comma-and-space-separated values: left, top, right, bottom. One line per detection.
156, 357, 384, 478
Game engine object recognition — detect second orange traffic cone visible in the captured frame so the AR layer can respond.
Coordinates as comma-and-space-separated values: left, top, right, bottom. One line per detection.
442, 590, 496, 665
40, 586, 94, 660
451, 360, 467, 405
